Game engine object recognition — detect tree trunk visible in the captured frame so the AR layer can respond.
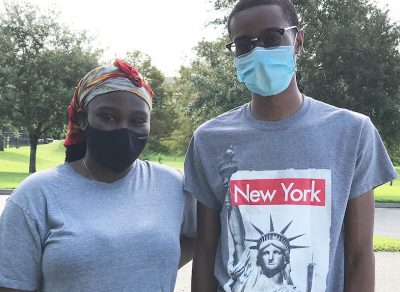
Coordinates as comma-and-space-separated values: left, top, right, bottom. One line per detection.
28, 129, 38, 173
0, 136, 4, 151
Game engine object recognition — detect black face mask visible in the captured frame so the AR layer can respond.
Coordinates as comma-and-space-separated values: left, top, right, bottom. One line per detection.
85, 125, 148, 173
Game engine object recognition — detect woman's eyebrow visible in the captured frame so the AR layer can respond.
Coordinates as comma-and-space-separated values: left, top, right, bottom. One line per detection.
95, 106, 119, 112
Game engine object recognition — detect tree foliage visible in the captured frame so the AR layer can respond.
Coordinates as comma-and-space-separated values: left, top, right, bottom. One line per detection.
293, 0, 400, 147
178, 38, 248, 126
179, 0, 400, 153
0, 1, 100, 172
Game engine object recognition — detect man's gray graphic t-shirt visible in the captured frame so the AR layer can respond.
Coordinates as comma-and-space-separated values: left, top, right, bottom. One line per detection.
184, 96, 397, 292
0, 160, 196, 292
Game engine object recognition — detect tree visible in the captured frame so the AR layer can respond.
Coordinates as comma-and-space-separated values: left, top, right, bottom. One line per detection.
178, 39, 248, 126
180, 0, 400, 152
0, 1, 100, 173
291, 0, 400, 148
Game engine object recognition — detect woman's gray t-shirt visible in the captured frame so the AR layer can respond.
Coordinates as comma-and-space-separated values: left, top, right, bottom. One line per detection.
0, 160, 196, 291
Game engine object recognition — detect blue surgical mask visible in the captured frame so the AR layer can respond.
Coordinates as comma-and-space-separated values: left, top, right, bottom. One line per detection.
234, 46, 296, 97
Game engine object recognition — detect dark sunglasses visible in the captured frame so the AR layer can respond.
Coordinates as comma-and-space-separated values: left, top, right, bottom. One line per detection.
226, 26, 298, 57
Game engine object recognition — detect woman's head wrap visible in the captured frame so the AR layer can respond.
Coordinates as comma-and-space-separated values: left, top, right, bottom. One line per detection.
64, 59, 154, 147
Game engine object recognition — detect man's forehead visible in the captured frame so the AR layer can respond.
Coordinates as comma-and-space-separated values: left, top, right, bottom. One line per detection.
230, 5, 289, 38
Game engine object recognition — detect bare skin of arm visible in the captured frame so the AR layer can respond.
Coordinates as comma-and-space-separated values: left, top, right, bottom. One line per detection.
179, 234, 196, 268
192, 202, 220, 292
344, 190, 375, 292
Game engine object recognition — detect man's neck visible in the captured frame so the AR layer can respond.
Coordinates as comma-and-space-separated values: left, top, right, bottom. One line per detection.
250, 78, 303, 121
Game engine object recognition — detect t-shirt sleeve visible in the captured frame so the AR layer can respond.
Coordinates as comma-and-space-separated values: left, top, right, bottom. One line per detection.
349, 117, 398, 199
184, 135, 222, 210
180, 190, 197, 238
0, 199, 42, 291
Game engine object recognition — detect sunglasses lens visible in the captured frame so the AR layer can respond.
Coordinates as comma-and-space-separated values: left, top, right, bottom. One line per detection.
230, 27, 294, 57
233, 37, 254, 57
259, 30, 284, 48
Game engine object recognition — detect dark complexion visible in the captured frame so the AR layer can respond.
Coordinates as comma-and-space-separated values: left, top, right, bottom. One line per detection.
230, 5, 304, 121
69, 91, 150, 183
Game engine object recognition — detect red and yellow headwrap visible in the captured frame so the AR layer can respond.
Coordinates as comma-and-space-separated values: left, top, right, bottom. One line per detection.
64, 59, 154, 147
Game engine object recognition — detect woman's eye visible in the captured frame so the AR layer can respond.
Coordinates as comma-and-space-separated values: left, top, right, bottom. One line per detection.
101, 115, 116, 121
132, 119, 146, 126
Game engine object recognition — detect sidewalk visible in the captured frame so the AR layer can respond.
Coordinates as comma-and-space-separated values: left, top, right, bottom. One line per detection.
175, 253, 400, 292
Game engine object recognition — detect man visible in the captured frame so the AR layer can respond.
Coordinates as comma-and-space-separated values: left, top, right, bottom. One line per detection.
184, 0, 398, 292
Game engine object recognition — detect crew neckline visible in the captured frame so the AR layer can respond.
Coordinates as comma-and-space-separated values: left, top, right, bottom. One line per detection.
242, 95, 312, 131
63, 159, 139, 187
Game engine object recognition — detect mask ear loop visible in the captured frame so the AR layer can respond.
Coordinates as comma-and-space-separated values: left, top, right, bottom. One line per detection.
292, 32, 299, 71
293, 32, 299, 54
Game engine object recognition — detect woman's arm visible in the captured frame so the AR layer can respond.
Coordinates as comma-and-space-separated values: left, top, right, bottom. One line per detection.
192, 202, 220, 292
344, 190, 375, 292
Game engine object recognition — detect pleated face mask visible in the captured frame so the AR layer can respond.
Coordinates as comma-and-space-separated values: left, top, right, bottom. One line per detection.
235, 46, 296, 97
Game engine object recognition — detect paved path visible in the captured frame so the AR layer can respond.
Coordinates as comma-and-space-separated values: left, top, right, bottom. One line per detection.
374, 208, 400, 239
175, 252, 400, 292
0, 195, 7, 213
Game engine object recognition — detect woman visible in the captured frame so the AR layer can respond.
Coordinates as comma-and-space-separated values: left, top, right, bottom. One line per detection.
0, 60, 196, 292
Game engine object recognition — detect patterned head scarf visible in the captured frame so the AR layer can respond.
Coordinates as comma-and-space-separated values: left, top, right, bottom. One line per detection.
64, 59, 154, 147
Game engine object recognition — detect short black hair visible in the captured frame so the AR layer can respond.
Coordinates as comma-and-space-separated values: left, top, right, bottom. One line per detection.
227, 0, 299, 37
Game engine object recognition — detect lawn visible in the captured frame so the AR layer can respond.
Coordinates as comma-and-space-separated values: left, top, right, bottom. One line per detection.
374, 167, 400, 203
374, 236, 400, 252
0, 142, 399, 204
0, 141, 184, 188
0, 141, 66, 188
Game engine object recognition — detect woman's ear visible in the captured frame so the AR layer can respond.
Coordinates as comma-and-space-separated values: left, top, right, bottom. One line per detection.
77, 109, 88, 131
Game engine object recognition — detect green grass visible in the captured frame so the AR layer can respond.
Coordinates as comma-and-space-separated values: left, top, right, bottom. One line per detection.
374, 166, 400, 203
143, 152, 184, 171
0, 141, 65, 188
374, 236, 400, 252
0, 141, 184, 188
1, 143, 400, 205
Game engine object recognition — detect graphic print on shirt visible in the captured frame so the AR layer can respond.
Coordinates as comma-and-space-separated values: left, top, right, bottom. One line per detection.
219, 147, 331, 292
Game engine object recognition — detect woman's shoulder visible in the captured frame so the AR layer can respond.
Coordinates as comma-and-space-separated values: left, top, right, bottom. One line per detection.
8, 164, 73, 208
137, 159, 183, 182
15, 164, 72, 188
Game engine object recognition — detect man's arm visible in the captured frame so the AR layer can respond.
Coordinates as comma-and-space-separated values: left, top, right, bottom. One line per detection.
192, 202, 220, 292
179, 234, 196, 268
344, 190, 375, 292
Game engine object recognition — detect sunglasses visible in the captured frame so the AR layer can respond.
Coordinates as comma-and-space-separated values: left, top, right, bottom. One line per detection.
226, 26, 298, 57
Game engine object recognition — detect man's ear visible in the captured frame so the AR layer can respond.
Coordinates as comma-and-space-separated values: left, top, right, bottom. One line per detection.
77, 109, 88, 131
294, 30, 304, 55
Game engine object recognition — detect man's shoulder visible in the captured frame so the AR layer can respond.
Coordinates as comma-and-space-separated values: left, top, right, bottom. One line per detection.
194, 104, 246, 137
310, 97, 369, 125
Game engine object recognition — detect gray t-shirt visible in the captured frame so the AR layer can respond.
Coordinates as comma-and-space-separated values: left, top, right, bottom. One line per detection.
0, 160, 196, 292
184, 96, 397, 292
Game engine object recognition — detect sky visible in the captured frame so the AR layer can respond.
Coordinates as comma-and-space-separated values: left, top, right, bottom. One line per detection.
3, 0, 400, 76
